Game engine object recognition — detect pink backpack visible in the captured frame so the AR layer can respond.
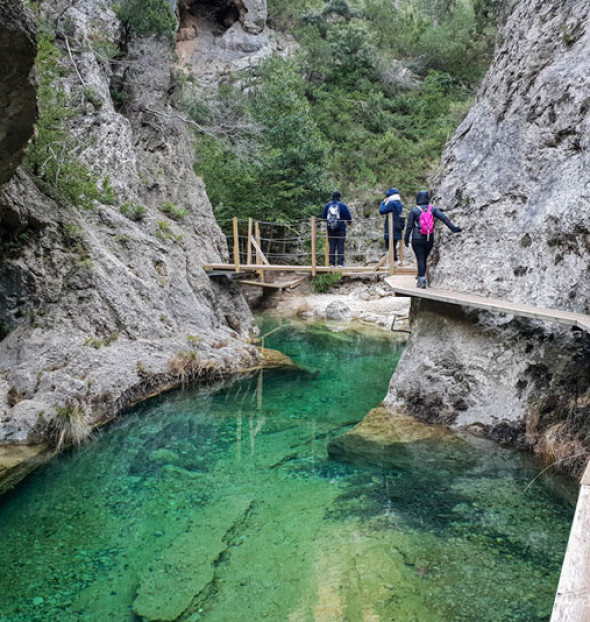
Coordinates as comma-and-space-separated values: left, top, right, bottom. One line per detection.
419, 205, 434, 238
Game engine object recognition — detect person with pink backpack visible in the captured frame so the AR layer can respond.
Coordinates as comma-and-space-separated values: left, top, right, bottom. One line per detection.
403, 190, 462, 288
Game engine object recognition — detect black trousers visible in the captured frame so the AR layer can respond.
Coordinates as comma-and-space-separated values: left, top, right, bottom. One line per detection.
411, 237, 434, 277
328, 233, 346, 266
385, 238, 399, 261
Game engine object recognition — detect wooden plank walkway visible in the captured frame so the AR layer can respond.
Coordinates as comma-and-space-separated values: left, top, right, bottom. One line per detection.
205, 264, 417, 276
385, 275, 590, 332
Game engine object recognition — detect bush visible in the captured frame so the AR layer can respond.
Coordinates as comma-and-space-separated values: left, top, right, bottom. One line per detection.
115, 0, 177, 40
120, 202, 147, 221
160, 201, 189, 220
312, 271, 343, 292
49, 401, 92, 451
24, 30, 113, 208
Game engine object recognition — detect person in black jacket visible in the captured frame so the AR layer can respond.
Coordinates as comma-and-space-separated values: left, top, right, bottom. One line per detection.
404, 190, 461, 288
379, 187, 404, 264
321, 190, 353, 268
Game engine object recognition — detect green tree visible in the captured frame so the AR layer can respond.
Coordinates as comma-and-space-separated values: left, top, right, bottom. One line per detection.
115, 0, 177, 40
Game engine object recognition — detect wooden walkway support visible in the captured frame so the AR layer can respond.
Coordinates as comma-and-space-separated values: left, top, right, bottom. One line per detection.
385, 275, 590, 332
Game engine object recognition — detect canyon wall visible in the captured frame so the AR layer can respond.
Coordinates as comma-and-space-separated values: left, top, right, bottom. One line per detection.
0, 0, 265, 447
386, 0, 590, 474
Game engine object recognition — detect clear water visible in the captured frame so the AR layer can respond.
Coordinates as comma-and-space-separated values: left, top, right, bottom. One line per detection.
0, 317, 576, 622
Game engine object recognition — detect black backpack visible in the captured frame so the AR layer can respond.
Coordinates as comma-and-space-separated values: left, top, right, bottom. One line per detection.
327, 203, 341, 230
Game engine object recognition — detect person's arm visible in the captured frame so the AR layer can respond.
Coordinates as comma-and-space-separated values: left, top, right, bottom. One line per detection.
342, 203, 352, 225
433, 207, 461, 233
379, 200, 390, 215
404, 210, 414, 246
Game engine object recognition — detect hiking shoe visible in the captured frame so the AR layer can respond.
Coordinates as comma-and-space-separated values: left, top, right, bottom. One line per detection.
417, 277, 427, 289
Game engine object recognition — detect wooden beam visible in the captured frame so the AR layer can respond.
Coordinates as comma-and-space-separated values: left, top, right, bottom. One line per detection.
251, 235, 270, 265
236, 276, 307, 290
205, 263, 416, 274
255, 222, 264, 284
247, 217, 253, 266
373, 253, 389, 271
388, 212, 394, 275
233, 217, 240, 274
311, 216, 317, 277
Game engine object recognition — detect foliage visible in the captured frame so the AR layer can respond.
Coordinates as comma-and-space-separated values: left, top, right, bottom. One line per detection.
115, 0, 177, 40
83, 87, 103, 108
23, 28, 114, 209
120, 201, 147, 221
84, 333, 119, 349
193, 58, 332, 223
193, 0, 497, 221
160, 201, 189, 220
49, 401, 92, 451
156, 221, 183, 242
312, 271, 343, 292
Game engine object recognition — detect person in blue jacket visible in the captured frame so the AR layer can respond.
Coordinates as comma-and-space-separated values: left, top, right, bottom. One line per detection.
404, 190, 462, 288
379, 187, 404, 264
321, 190, 352, 268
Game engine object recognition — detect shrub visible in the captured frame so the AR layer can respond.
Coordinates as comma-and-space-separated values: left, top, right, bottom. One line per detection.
312, 271, 343, 292
24, 30, 112, 208
115, 0, 177, 40
160, 201, 189, 220
156, 221, 183, 242
83, 87, 103, 108
120, 202, 147, 221
49, 401, 92, 451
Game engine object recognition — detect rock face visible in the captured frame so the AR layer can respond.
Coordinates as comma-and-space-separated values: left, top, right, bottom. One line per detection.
0, 2, 261, 446
386, 0, 590, 472
0, 0, 37, 185
175, 0, 291, 87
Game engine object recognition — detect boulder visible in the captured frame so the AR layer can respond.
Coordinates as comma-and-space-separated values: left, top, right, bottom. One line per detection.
325, 301, 352, 322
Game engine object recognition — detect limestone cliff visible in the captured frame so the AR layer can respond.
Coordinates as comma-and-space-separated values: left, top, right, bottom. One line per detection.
0, 0, 270, 446
386, 0, 590, 474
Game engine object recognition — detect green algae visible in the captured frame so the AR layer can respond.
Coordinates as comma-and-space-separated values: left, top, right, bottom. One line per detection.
0, 318, 577, 621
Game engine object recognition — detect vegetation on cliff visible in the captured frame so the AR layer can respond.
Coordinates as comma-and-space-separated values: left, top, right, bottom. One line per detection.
191, 0, 502, 222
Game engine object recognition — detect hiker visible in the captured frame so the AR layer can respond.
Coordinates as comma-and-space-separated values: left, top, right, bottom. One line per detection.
379, 187, 404, 265
321, 190, 352, 268
404, 190, 461, 289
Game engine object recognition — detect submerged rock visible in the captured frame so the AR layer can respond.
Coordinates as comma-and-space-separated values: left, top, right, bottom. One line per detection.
328, 407, 473, 472
0, 444, 52, 495
133, 496, 255, 621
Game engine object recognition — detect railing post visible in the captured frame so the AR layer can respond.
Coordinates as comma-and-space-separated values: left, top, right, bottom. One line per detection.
233, 217, 240, 274
388, 212, 394, 275
311, 216, 317, 277
247, 217, 253, 267
255, 221, 264, 283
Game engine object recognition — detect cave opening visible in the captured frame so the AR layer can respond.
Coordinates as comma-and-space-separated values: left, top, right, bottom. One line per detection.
177, 0, 242, 40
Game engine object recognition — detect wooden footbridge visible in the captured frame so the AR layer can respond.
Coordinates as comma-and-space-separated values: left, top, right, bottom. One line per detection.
205, 215, 590, 332
204, 215, 415, 289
